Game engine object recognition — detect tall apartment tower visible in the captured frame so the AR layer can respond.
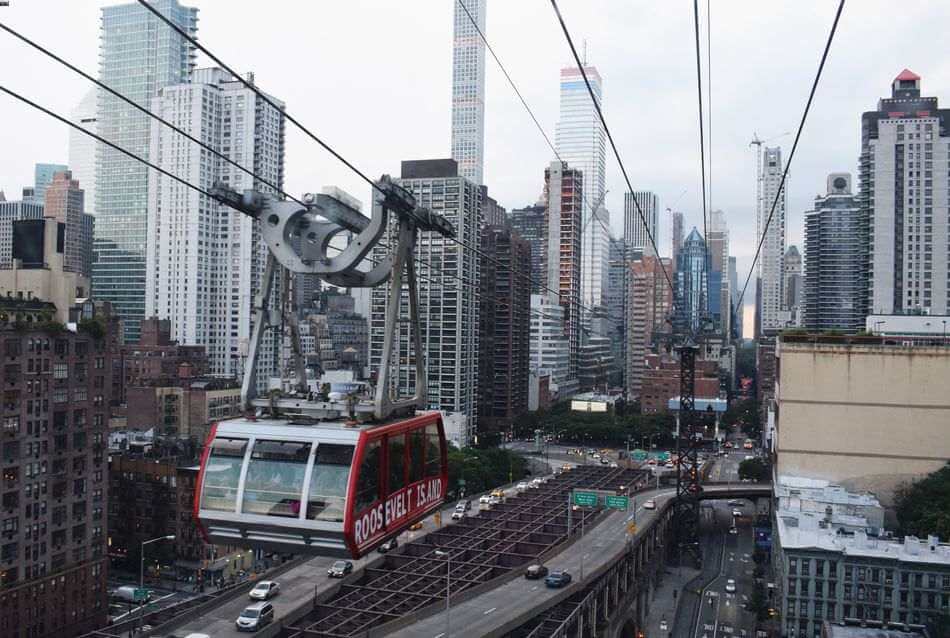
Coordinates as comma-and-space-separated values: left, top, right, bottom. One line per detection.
755, 146, 788, 332
606, 239, 632, 386
543, 160, 583, 382
530, 294, 573, 395
625, 191, 659, 256
146, 67, 285, 380
481, 225, 531, 435
451, 0, 486, 185
783, 245, 802, 326
803, 173, 865, 331
707, 209, 731, 336
95, 0, 198, 343
556, 65, 609, 307
863, 70, 950, 315
369, 160, 482, 446
0, 231, 118, 637
508, 204, 546, 293
0, 193, 45, 268
670, 209, 684, 265
43, 171, 94, 279
68, 89, 98, 216
626, 254, 673, 399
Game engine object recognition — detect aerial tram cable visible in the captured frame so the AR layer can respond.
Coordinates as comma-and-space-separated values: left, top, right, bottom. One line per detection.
735, 0, 845, 312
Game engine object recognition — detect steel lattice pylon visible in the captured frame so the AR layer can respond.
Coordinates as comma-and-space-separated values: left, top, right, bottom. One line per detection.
673, 341, 702, 566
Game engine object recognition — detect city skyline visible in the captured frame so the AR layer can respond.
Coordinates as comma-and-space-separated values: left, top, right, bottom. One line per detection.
7, 2, 950, 337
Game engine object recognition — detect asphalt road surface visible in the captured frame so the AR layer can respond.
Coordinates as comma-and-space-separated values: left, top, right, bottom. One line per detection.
391, 486, 677, 638
693, 503, 758, 638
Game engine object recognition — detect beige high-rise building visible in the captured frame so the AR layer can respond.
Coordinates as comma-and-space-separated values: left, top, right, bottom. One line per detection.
43, 170, 94, 278
625, 255, 673, 399
775, 335, 950, 505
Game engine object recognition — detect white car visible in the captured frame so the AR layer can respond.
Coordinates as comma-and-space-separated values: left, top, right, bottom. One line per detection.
451, 510, 465, 520
592, 454, 601, 460
729, 526, 738, 535
516, 481, 529, 492
249, 580, 279, 600
732, 509, 743, 517
479, 495, 491, 505
643, 499, 656, 510
529, 479, 542, 489
610, 462, 619, 468
725, 578, 736, 593
659, 619, 669, 631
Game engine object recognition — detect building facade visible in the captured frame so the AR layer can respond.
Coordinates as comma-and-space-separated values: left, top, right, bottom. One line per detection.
451, 0, 486, 185
640, 353, 719, 414
670, 209, 684, 267
94, 0, 198, 343
0, 194, 44, 269
774, 478, 950, 638
0, 303, 117, 637
119, 318, 208, 404
369, 160, 482, 445
68, 89, 98, 217
529, 294, 575, 399
509, 204, 546, 294
785, 245, 803, 326
481, 225, 531, 435
32, 164, 68, 205
43, 171, 94, 279
556, 65, 609, 308
708, 209, 731, 337
606, 240, 631, 387
776, 336, 950, 505
862, 70, 950, 316
624, 191, 659, 256
626, 254, 673, 400
676, 228, 708, 334
145, 67, 285, 379
543, 161, 583, 382
803, 173, 865, 332
756, 145, 788, 332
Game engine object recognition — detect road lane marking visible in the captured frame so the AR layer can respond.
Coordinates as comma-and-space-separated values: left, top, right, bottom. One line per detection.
484, 607, 496, 615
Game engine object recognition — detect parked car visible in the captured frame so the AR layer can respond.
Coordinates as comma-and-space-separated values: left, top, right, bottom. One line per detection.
112, 586, 149, 604
377, 537, 398, 553
248, 580, 279, 600
327, 560, 353, 578
235, 602, 274, 632
725, 578, 737, 593
524, 564, 549, 580
545, 570, 572, 588
643, 499, 656, 510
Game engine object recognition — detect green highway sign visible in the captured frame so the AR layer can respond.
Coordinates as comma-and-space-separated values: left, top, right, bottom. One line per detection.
605, 495, 629, 510
133, 588, 149, 602
573, 491, 598, 507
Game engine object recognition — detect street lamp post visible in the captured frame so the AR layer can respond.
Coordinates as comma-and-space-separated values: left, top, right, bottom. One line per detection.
138, 534, 175, 633
434, 550, 451, 638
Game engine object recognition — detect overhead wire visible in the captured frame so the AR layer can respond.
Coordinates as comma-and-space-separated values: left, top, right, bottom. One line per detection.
134, 0, 616, 335
547, 0, 674, 296
691, 0, 710, 333
735, 0, 845, 311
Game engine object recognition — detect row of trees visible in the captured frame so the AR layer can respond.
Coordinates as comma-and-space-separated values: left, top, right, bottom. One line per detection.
895, 462, 950, 540
512, 401, 677, 449
446, 446, 528, 499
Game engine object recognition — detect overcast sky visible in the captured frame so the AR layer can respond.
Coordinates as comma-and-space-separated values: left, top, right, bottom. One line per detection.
2, 1, 950, 337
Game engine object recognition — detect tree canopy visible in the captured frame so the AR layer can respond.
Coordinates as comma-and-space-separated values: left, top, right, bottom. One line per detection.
511, 401, 676, 448
738, 457, 770, 482
446, 446, 527, 499
895, 462, 950, 540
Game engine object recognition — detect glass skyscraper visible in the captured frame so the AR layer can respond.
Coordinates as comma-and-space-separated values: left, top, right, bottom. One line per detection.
556, 65, 609, 308
94, 0, 198, 342
676, 227, 708, 334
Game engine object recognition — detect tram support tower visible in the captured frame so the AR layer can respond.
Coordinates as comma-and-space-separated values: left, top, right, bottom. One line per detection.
673, 339, 702, 567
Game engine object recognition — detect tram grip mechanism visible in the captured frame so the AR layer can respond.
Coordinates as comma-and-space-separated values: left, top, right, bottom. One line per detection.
209, 178, 454, 422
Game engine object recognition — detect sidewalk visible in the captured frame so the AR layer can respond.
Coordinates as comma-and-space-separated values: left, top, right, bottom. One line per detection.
644, 566, 700, 638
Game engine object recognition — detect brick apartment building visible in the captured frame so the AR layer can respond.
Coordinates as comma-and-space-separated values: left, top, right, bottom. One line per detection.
640, 353, 720, 414
0, 300, 118, 637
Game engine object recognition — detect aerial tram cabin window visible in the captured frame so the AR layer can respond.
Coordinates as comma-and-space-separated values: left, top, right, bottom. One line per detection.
202, 437, 247, 511
388, 433, 407, 493
408, 429, 425, 484
307, 443, 353, 522
242, 440, 310, 518
355, 439, 380, 513
425, 424, 441, 478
